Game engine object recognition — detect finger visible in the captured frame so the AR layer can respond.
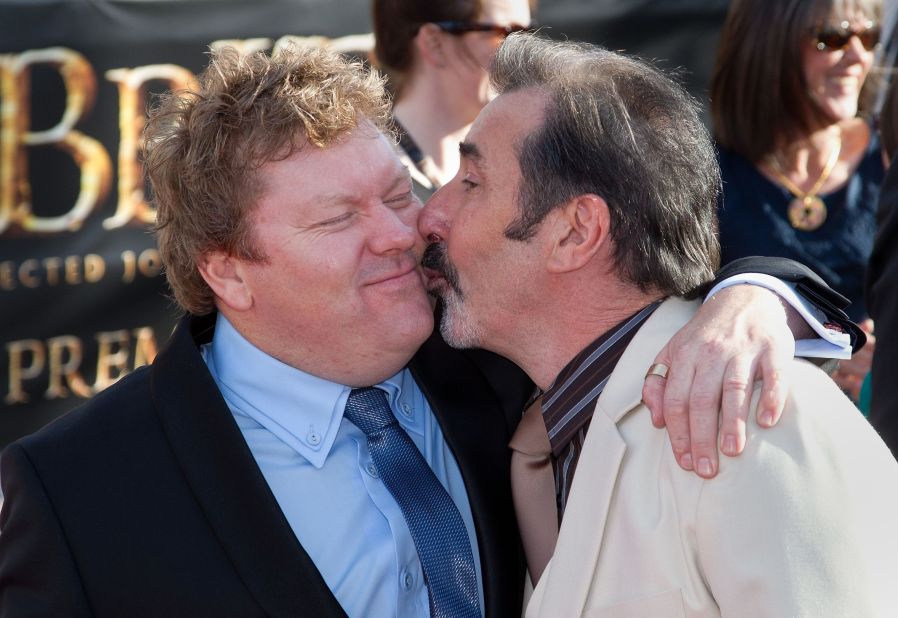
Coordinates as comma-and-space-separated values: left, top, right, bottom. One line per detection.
718, 355, 755, 457
661, 358, 698, 471
644, 376, 668, 428
642, 344, 673, 428
756, 347, 789, 428
686, 352, 727, 478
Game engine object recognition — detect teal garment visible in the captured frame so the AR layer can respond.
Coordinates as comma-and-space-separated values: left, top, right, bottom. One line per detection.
859, 372, 873, 417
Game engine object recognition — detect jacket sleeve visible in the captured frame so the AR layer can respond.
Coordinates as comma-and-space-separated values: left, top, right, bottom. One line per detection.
0, 443, 94, 617
694, 362, 898, 616
689, 256, 865, 352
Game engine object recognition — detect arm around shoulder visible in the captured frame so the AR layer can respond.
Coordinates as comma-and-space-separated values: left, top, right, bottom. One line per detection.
0, 443, 93, 617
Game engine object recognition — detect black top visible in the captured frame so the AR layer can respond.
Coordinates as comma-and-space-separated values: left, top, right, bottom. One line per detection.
717, 132, 884, 321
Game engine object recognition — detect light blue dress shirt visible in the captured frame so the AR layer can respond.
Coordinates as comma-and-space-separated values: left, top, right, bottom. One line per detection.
201, 314, 484, 618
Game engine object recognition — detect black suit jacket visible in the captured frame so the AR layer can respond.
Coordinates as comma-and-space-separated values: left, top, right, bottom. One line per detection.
867, 162, 898, 458
0, 313, 531, 617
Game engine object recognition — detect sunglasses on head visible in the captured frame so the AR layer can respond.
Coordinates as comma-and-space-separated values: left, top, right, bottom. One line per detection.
813, 21, 880, 51
433, 20, 534, 38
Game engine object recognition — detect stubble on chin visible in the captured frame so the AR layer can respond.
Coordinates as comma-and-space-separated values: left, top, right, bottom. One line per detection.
422, 241, 484, 348
438, 291, 483, 350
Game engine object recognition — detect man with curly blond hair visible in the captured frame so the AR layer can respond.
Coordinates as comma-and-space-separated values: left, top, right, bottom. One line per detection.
0, 43, 533, 618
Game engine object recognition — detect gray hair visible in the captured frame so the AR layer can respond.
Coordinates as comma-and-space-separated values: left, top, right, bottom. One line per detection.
492, 33, 721, 296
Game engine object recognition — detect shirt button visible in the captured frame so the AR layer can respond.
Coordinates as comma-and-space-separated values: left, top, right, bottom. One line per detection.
400, 402, 412, 417
306, 429, 321, 446
400, 569, 414, 590
366, 462, 379, 478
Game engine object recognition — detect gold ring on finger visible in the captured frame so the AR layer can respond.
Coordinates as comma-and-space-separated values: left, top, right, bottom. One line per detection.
645, 363, 670, 380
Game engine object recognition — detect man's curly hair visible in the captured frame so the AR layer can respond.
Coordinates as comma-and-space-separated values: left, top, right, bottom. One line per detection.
145, 45, 392, 315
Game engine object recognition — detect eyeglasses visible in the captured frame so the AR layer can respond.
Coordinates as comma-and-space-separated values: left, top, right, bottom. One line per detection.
813, 21, 880, 51
433, 21, 534, 38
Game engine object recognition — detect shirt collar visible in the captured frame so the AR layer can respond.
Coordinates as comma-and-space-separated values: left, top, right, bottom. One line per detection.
542, 301, 661, 455
205, 313, 419, 468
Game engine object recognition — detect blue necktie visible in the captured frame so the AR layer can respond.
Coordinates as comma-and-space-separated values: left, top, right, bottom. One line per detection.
343, 387, 481, 618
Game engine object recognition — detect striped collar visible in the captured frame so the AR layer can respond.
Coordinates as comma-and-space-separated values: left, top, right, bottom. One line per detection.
542, 302, 661, 457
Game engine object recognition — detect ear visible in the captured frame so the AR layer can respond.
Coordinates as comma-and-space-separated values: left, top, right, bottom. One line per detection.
415, 22, 449, 68
546, 194, 610, 274
197, 251, 254, 312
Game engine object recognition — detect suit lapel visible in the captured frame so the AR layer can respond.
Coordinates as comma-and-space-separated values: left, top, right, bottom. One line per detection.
535, 410, 627, 615
409, 329, 526, 618
149, 314, 347, 618
533, 298, 698, 615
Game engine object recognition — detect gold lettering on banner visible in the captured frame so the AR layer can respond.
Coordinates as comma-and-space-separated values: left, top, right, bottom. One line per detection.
0, 262, 13, 289
45, 336, 91, 399
120, 249, 159, 282
4, 328, 160, 405
104, 65, 197, 229
64, 255, 81, 284
18, 259, 39, 288
84, 253, 105, 282
94, 329, 130, 390
121, 250, 136, 283
0, 254, 109, 289
131, 327, 158, 368
138, 248, 161, 278
5, 339, 45, 404
0, 48, 112, 234
43, 256, 63, 285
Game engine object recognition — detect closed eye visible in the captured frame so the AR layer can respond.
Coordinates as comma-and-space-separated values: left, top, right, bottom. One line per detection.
315, 212, 353, 227
384, 191, 416, 208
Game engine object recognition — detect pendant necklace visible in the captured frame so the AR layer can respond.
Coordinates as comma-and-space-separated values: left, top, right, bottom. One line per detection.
766, 132, 842, 231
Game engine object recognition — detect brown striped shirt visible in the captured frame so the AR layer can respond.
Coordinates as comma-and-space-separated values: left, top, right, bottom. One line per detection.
542, 302, 661, 519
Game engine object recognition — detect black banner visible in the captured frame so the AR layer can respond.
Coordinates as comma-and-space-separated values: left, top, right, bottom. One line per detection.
0, 0, 730, 448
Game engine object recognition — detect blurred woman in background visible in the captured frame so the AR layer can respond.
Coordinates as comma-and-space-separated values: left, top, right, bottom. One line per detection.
372, 0, 532, 199
711, 0, 883, 399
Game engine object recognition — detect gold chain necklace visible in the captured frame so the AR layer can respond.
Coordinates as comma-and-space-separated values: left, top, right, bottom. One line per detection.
766, 133, 842, 231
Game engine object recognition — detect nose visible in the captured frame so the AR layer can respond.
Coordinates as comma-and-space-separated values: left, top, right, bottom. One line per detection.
843, 33, 870, 61
368, 201, 420, 255
418, 184, 451, 244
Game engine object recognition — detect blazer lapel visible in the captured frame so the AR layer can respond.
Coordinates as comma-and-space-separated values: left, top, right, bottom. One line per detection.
533, 298, 699, 615
149, 314, 347, 618
535, 410, 626, 615
409, 329, 526, 618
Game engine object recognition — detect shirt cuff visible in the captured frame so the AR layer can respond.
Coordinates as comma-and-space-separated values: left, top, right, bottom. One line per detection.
704, 273, 852, 360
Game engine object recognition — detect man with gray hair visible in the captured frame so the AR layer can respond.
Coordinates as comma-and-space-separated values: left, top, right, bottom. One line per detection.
420, 33, 898, 616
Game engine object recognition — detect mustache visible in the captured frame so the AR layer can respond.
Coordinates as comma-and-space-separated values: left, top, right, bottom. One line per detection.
422, 242, 464, 297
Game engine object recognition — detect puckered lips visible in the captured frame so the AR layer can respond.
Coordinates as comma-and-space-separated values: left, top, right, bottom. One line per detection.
421, 243, 448, 293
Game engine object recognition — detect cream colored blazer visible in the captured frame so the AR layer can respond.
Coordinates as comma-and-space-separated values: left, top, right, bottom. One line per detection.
526, 298, 898, 618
